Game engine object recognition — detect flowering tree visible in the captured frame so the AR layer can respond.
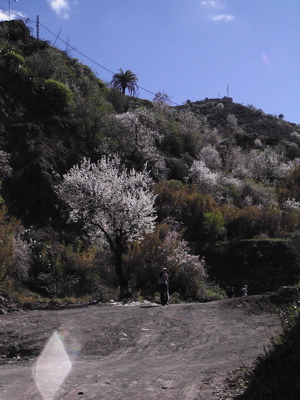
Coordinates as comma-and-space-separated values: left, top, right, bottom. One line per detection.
248, 147, 288, 183
114, 109, 166, 178
160, 231, 206, 298
226, 113, 246, 139
57, 155, 157, 297
188, 160, 219, 194
226, 146, 249, 179
197, 145, 222, 170
0, 150, 12, 180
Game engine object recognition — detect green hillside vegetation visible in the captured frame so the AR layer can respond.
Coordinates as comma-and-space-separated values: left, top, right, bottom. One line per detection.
0, 19, 300, 302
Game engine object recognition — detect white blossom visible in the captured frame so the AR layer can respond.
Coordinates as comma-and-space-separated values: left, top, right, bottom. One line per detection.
284, 198, 300, 213
188, 160, 219, 194
11, 234, 31, 281
197, 144, 222, 170
226, 113, 246, 138
0, 150, 13, 179
248, 147, 287, 182
226, 146, 250, 179
114, 109, 166, 178
58, 156, 157, 245
57, 155, 157, 296
201, 127, 222, 147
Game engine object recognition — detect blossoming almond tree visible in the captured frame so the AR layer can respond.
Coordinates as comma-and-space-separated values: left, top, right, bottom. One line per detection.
57, 155, 157, 298
114, 109, 166, 178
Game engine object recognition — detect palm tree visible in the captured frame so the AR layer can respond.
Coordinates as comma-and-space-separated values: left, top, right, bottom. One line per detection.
111, 69, 138, 96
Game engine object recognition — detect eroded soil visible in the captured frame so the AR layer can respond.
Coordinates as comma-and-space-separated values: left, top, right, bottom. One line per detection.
0, 296, 281, 400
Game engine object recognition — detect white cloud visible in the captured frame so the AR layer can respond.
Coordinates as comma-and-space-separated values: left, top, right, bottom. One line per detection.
210, 14, 235, 22
0, 10, 9, 21
0, 9, 27, 21
201, 0, 224, 9
47, 0, 71, 20
200, 0, 235, 22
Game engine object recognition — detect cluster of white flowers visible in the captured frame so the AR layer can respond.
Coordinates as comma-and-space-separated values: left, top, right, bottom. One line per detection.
11, 234, 31, 280
226, 113, 246, 138
284, 198, 300, 212
188, 160, 219, 194
187, 142, 293, 207
58, 155, 157, 248
197, 144, 222, 170
161, 231, 205, 276
114, 109, 166, 178
290, 131, 300, 140
248, 147, 288, 182
0, 150, 13, 179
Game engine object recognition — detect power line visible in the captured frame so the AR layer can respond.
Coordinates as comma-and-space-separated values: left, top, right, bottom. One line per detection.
0, 6, 180, 105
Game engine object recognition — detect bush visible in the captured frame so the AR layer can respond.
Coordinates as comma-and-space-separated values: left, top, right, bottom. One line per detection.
42, 79, 74, 112
125, 225, 206, 300
203, 212, 226, 241
198, 282, 227, 302
223, 206, 282, 240
154, 181, 218, 241
1, 51, 26, 72
26, 48, 68, 80
27, 239, 99, 297
0, 207, 30, 294
169, 292, 181, 304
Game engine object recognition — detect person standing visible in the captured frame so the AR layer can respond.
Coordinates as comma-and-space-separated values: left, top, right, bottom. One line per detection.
158, 267, 169, 306
241, 284, 248, 296
228, 286, 235, 298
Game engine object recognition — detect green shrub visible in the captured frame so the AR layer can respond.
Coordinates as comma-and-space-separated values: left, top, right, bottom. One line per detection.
42, 79, 74, 111
203, 212, 226, 241
1, 51, 26, 72
169, 292, 181, 304
154, 181, 218, 241
223, 205, 282, 240
27, 239, 99, 297
26, 48, 68, 80
198, 282, 227, 302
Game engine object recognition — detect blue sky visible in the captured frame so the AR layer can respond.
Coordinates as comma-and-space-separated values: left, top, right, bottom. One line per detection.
1, 0, 299, 123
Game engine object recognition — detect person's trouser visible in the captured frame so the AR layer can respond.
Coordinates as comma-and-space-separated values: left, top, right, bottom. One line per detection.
159, 284, 169, 305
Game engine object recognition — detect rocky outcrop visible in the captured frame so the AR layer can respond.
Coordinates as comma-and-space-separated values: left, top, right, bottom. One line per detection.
270, 285, 299, 304
0, 295, 18, 314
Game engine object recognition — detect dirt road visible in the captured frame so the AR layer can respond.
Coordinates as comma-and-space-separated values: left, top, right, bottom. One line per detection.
0, 296, 281, 400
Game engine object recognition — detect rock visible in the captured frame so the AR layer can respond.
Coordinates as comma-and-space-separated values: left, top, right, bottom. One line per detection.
0, 306, 8, 315
270, 286, 299, 304
23, 302, 33, 310
0, 296, 19, 313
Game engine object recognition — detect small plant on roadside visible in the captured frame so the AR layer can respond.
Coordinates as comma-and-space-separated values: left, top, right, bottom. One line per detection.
169, 292, 181, 304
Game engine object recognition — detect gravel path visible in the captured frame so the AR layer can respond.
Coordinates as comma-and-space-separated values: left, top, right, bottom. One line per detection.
0, 296, 281, 400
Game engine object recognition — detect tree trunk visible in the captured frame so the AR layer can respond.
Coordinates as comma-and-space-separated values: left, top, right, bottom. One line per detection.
114, 245, 129, 299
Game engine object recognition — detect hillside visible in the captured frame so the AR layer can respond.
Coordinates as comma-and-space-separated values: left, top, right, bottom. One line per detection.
0, 19, 300, 301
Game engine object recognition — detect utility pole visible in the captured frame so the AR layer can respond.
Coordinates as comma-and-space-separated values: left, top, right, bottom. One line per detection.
8, 0, 18, 21
36, 15, 39, 39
